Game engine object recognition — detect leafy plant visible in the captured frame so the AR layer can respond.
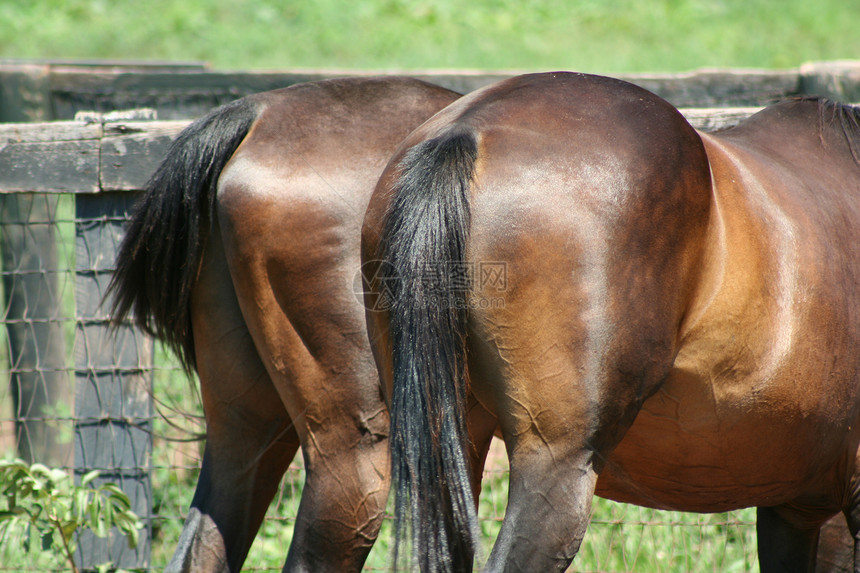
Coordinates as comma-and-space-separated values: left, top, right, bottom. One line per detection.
0, 459, 143, 573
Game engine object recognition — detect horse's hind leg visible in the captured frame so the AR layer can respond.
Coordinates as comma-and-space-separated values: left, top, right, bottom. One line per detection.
469, 307, 609, 571
757, 505, 826, 573
218, 192, 389, 571
481, 393, 599, 570
466, 394, 499, 501
166, 223, 298, 573
466, 224, 692, 571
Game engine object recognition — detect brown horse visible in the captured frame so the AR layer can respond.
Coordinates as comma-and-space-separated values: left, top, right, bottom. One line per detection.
362, 71, 860, 572
106, 77, 479, 572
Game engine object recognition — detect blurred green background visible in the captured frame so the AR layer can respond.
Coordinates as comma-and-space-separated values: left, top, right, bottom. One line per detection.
1, 0, 857, 72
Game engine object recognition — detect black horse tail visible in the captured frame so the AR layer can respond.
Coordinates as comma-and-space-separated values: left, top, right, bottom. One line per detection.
380, 129, 480, 572
105, 96, 262, 372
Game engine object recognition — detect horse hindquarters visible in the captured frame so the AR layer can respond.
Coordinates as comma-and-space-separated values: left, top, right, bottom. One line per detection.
365, 72, 715, 572
185, 77, 464, 571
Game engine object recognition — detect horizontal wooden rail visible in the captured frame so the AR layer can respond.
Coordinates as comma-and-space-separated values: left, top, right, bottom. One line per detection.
0, 106, 764, 194
0, 119, 185, 193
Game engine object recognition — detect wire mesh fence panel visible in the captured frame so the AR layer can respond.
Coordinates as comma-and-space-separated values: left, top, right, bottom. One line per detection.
0, 192, 761, 572
0, 193, 77, 572
0, 193, 74, 469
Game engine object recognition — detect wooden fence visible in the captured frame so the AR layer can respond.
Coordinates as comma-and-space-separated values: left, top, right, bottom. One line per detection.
0, 60, 858, 571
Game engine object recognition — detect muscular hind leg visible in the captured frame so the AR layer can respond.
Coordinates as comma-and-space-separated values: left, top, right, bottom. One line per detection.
166, 224, 297, 573
465, 393, 499, 502
466, 242, 680, 571
480, 387, 599, 571
757, 505, 825, 573
469, 322, 610, 572
218, 192, 390, 571
478, 370, 600, 572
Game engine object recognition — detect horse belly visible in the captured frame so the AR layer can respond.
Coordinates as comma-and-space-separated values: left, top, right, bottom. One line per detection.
595, 367, 852, 513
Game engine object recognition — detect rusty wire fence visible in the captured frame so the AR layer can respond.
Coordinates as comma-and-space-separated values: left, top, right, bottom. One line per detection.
0, 191, 761, 572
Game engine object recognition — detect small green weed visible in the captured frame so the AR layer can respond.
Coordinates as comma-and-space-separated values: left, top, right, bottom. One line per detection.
0, 459, 143, 573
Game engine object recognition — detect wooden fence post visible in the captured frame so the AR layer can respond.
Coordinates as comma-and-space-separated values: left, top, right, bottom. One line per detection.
73, 191, 152, 570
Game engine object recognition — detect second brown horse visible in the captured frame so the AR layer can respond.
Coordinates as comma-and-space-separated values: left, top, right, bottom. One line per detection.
362, 71, 860, 572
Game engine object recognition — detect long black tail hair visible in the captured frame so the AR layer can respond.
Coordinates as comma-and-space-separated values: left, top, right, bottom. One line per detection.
379, 128, 480, 572
106, 96, 261, 372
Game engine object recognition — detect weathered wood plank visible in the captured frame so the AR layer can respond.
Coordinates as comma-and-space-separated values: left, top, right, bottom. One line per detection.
2, 61, 859, 122
74, 191, 152, 570
800, 61, 860, 103
0, 121, 102, 144
627, 69, 800, 108
682, 106, 764, 131
100, 121, 186, 190
44, 67, 805, 119
0, 63, 51, 122
0, 138, 100, 193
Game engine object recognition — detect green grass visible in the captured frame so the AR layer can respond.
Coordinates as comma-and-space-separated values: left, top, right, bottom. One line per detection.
0, 0, 858, 73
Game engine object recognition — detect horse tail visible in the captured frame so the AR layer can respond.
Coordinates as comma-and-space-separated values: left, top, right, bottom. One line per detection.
380, 129, 480, 572
105, 96, 262, 372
